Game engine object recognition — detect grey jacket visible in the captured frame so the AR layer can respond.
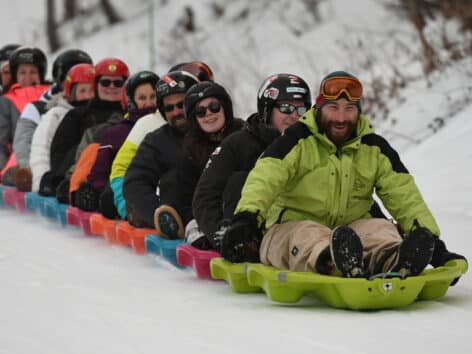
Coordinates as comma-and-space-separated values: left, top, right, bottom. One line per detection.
0, 96, 20, 170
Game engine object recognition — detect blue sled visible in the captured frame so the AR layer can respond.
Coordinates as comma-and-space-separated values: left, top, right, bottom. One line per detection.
25, 192, 50, 213
145, 234, 185, 267
41, 197, 69, 226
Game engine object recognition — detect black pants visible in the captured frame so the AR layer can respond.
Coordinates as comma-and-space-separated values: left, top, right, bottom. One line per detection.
99, 184, 119, 219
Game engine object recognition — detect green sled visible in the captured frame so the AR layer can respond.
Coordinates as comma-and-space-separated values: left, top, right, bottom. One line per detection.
210, 258, 468, 310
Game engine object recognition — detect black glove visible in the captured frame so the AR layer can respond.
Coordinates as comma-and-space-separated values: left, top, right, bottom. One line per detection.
188, 219, 231, 251
56, 178, 71, 204
430, 237, 467, 286
220, 212, 263, 263
74, 182, 100, 211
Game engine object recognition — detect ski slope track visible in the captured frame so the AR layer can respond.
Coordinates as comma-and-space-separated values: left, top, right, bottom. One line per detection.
1, 106, 471, 354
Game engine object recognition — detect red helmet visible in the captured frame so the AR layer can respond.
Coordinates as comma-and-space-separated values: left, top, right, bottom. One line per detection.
180, 61, 214, 82
94, 57, 129, 79
64, 63, 95, 101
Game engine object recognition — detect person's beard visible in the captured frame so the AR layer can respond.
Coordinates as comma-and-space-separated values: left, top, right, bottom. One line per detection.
317, 111, 358, 147
168, 113, 188, 134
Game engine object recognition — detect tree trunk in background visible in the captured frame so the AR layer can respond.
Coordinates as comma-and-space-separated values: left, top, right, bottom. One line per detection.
46, 0, 61, 52
100, 0, 122, 24
63, 0, 76, 21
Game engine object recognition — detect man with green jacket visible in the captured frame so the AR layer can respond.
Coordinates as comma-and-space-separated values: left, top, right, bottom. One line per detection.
221, 71, 466, 279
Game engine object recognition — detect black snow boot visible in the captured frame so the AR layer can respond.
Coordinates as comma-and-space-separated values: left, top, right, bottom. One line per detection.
330, 226, 365, 278
391, 224, 435, 277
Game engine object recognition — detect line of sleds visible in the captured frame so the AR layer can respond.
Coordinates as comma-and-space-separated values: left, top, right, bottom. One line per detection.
1, 184, 467, 311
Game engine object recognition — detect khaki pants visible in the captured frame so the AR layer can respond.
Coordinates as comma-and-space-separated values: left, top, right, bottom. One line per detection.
260, 218, 402, 274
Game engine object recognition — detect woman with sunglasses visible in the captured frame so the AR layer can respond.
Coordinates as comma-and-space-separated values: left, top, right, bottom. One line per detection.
72, 70, 159, 216
153, 81, 244, 240
220, 71, 467, 281
190, 73, 312, 250
39, 57, 129, 200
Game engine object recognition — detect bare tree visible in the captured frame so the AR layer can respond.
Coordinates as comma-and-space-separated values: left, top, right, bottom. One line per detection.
46, 0, 61, 52
63, 0, 76, 21
386, 0, 440, 74
100, 0, 122, 25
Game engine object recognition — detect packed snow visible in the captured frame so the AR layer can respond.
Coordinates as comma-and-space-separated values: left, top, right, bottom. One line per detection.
1, 1, 471, 353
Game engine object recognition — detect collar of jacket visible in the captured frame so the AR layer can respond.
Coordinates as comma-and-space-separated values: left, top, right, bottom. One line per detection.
87, 98, 123, 112
245, 113, 280, 146
299, 108, 374, 151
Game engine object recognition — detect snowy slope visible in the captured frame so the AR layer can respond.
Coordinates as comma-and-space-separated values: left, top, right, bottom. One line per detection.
1, 104, 471, 354
1, 1, 471, 353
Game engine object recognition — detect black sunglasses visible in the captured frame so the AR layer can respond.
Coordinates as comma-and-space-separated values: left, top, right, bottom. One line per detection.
163, 101, 184, 112
195, 101, 221, 118
275, 103, 307, 116
99, 79, 125, 88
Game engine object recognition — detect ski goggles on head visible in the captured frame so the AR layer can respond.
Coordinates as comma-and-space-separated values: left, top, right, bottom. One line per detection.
274, 103, 308, 116
319, 76, 363, 101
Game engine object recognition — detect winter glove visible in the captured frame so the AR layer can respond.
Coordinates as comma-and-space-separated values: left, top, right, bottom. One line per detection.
74, 182, 99, 211
185, 219, 212, 250
56, 178, 71, 204
14, 167, 32, 192
220, 211, 263, 263
39, 171, 62, 197
430, 237, 467, 286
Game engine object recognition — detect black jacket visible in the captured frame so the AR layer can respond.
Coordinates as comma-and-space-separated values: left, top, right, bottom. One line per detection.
160, 118, 245, 227
192, 113, 280, 238
123, 124, 186, 228
49, 98, 122, 179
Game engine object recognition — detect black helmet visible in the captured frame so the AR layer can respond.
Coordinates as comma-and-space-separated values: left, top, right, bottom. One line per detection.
184, 81, 233, 128
0, 44, 21, 62
9, 46, 48, 84
156, 70, 199, 117
257, 73, 312, 125
124, 70, 160, 111
167, 62, 189, 73
52, 49, 93, 86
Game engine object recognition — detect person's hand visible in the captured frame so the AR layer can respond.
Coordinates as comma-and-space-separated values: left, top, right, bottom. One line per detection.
431, 237, 467, 286
220, 212, 262, 263
74, 182, 99, 211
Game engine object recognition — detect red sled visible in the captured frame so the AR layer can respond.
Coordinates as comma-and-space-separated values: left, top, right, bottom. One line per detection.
66, 207, 95, 235
3, 188, 26, 213
176, 244, 221, 279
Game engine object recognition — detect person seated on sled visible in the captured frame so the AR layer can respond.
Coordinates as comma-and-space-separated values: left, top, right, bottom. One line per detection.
122, 71, 200, 228
111, 62, 213, 222
152, 81, 244, 239
190, 73, 311, 250
220, 71, 467, 279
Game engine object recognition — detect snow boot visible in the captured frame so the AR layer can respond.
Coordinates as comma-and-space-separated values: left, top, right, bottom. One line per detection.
154, 205, 185, 240
390, 225, 435, 277
330, 226, 365, 278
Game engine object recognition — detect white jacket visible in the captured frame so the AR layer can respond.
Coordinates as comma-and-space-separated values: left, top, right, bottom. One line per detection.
29, 96, 73, 192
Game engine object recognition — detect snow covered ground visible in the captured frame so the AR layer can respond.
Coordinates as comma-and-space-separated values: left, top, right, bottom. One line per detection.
1, 1, 471, 353
1, 102, 471, 354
